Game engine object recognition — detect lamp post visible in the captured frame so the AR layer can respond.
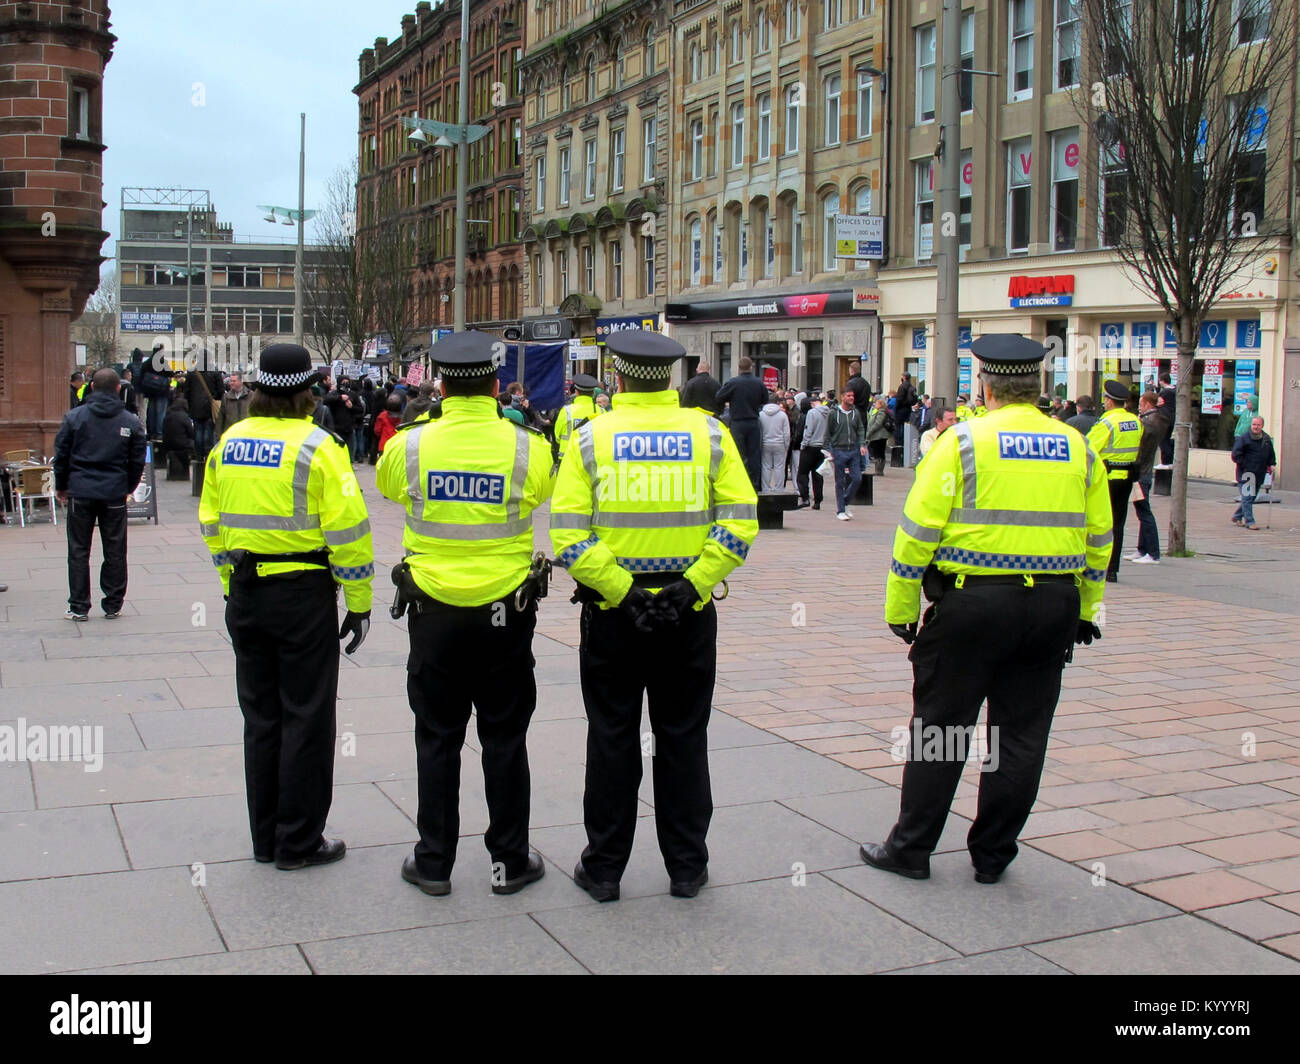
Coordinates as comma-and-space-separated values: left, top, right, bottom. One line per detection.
257, 113, 316, 347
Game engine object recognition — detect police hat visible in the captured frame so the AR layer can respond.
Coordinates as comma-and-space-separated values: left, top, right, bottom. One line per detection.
606, 330, 686, 381
969, 334, 1048, 375
572, 372, 599, 392
1103, 379, 1130, 402
432, 330, 501, 379
254, 343, 321, 395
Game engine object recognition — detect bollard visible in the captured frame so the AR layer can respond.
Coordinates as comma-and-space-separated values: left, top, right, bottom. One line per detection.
191, 457, 205, 497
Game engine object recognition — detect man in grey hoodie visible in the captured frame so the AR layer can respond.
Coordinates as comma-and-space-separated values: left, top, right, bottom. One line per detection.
796, 398, 829, 508
759, 396, 791, 491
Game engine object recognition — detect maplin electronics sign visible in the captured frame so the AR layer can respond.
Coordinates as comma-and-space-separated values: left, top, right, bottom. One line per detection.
1008, 275, 1075, 308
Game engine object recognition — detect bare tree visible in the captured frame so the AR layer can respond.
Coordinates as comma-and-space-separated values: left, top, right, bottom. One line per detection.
305, 162, 366, 366
80, 269, 118, 366
362, 178, 421, 370
1074, 0, 1296, 553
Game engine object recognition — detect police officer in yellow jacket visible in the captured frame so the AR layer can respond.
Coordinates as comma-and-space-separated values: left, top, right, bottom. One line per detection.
376, 331, 554, 897
550, 330, 758, 901
198, 344, 374, 870
1088, 380, 1142, 582
861, 335, 1111, 884
552, 372, 603, 454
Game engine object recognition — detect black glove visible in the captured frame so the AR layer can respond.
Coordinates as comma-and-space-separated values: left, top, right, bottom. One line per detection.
617, 587, 658, 634
339, 610, 371, 654
651, 579, 704, 625
1075, 620, 1102, 646
889, 622, 918, 645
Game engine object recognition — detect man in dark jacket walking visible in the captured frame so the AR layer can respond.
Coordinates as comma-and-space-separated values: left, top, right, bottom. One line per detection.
679, 359, 722, 415
715, 356, 768, 490
184, 365, 225, 457
1231, 416, 1276, 530
52, 369, 147, 621
844, 360, 872, 411
893, 373, 917, 447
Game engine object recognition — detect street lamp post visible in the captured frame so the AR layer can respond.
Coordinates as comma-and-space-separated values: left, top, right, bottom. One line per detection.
932, 0, 962, 410
257, 113, 316, 349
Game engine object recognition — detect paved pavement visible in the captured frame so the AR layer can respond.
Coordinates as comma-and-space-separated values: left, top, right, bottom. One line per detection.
1, 456, 1299, 974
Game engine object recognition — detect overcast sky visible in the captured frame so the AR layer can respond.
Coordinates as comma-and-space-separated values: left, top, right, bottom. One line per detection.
102, 0, 401, 271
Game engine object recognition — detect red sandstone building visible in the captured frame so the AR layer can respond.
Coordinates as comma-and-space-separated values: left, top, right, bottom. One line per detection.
0, 0, 115, 454
354, 0, 525, 350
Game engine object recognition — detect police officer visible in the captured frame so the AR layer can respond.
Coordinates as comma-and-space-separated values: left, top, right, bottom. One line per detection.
861, 335, 1112, 884
549, 331, 758, 901
199, 344, 374, 870
376, 331, 554, 897
1088, 379, 1142, 582
552, 372, 603, 454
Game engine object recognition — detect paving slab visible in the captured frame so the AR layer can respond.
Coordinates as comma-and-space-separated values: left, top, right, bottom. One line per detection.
779, 786, 973, 855
0, 804, 128, 881
0, 761, 34, 812
824, 848, 1178, 956
1199, 899, 1300, 941
707, 741, 880, 807
71, 946, 312, 975
131, 705, 243, 750
0, 866, 223, 974
114, 782, 417, 869
4, 679, 180, 718
199, 842, 586, 952
887, 947, 1071, 975
532, 873, 959, 974
31, 744, 245, 808
1026, 915, 1300, 975
301, 914, 588, 975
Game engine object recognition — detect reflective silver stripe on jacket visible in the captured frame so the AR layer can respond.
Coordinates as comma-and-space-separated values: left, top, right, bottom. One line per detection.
503, 425, 531, 527
219, 512, 322, 531
324, 518, 371, 545
949, 508, 1086, 528
218, 426, 330, 534
405, 514, 533, 540
953, 422, 977, 508
549, 513, 592, 530
714, 503, 757, 520
199, 522, 219, 537
899, 514, 942, 543
404, 423, 426, 504
595, 510, 715, 529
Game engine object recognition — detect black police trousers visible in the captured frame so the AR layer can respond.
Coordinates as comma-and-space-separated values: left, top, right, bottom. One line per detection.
884, 578, 1078, 875
226, 568, 339, 862
406, 598, 537, 881
66, 496, 128, 615
579, 600, 717, 882
1107, 477, 1134, 575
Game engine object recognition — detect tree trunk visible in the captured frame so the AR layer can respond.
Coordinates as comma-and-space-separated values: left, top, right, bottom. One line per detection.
1168, 328, 1197, 554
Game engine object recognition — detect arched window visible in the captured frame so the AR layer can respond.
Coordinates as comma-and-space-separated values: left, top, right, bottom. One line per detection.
824, 73, 841, 146
613, 40, 625, 89
754, 10, 770, 54
689, 42, 701, 82
822, 190, 840, 272
535, 78, 546, 120
585, 55, 596, 101
730, 20, 743, 63
784, 84, 801, 153
690, 217, 703, 285
561, 65, 572, 111
643, 25, 655, 75
757, 92, 771, 160
784, 0, 801, 40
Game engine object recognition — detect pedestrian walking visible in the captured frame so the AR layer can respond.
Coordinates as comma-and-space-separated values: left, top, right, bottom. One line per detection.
795, 397, 829, 509
216, 371, 252, 438
1065, 395, 1098, 435
52, 368, 147, 621
862, 335, 1111, 884
1127, 391, 1168, 564
828, 390, 867, 518
679, 360, 722, 415
1230, 416, 1276, 531
1088, 381, 1142, 582
185, 364, 225, 457
377, 331, 554, 897
714, 356, 767, 491
549, 330, 758, 901
865, 397, 892, 474
198, 344, 374, 871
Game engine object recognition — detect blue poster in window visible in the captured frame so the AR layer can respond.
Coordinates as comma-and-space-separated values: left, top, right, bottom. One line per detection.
957, 326, 972, 350
1198, 320, 1228, 350
1131, 322, 1157, 351
1233, 361, 1257, 415
1164, 323, 1178, 349
958, 357, 972, 397
1235, 319, 1261, 350
1100, 322, 1126, 353
912, 327, 927, 351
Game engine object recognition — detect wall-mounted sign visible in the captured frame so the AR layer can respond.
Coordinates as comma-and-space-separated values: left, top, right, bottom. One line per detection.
665, 291, 863, 323
1234, 360, 1257, 414
121, 311, 174, 333
1236, 319, 1261, 350
853, 287, 881, 310
594, 315, 660, 341
834, 214, 884, 259
912, 327, 928, 351
1008, 275, 1075, 308
1201, 359, 1223, 414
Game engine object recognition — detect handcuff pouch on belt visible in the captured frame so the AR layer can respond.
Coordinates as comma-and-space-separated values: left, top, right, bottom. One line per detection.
391, 553, 551, 619
921, 563, 946, 604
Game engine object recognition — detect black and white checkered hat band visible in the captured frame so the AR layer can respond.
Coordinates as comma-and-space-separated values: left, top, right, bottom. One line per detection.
437, 362, 496, 378
613, 356, 673, 380
978, 359, 1042, 375
257, 369, 316, 388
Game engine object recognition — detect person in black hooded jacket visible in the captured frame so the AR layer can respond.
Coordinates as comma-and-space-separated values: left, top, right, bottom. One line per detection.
52, 369, 147, 620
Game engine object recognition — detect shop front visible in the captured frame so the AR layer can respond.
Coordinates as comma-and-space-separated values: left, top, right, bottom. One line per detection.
664, 289, 878, 396
878, 253, 1290, 481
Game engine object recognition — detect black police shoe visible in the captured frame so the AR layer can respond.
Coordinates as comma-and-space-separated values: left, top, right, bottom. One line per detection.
254, 852, 273, 864
669, 868, 709, 898
973, 868, 1002, 884
492, 853, 545, 895
402, 855, 452, 896
858, 842, 930, 880
1106, 572, 1118, 583
573, 860, 620, 902
276, 837, 346, 870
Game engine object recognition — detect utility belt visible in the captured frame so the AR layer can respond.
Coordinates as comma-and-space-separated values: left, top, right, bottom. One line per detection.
923, 563, 1075, 603
229, 549, 331, 585
1105, 460, 1137, 480
390, 552, 551, 619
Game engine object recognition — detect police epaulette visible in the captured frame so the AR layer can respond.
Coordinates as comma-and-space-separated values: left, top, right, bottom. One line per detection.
394, 419, 424, 432
516, 422, 546, 438
329, 431, 348, 447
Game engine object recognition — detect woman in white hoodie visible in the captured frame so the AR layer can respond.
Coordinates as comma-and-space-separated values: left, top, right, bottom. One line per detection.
759, 397, 791, 491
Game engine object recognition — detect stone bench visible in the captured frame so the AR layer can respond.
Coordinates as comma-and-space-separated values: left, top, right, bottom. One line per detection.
757, 491, 801, 530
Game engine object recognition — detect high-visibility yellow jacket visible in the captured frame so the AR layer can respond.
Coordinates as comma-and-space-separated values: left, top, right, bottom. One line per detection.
549, 389, 759, 606
1088, 405, 1143, 480
198, 416, 374, 612
376, 394, 554, 606
955, 405, 972, 422
553, 394, 602, 453
884, 403, 1112, 625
